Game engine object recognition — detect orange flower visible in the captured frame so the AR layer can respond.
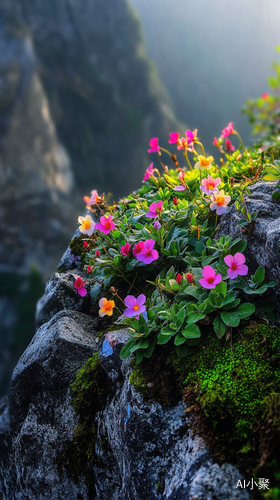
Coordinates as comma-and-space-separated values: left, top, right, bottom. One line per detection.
195, 155, 214, 170
99, 298, 115, 317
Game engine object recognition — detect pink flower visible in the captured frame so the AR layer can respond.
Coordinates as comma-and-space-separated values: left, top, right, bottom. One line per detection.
173, 197, 178, 206
145, 201, 163, 218
121, 242, 131, 256
200, 175, 221, 195
83, 241, 88, 248
148, 137, 160, 153
224, 253, 248, 280
185, 129, 198, 145
132, 241, 144, 257
142, 163, 155, 182
95, 214, 115, 235
225, 139, 235, 152
83, 190, 104, 208
87, 265, 94, 273
210, 190, 231, 215
221, 122, 234, 138
124, 294, 146, 317
178, 171, 185, 182
169, 132, 180, 144
213, 137, 219, 147
262, 92, 269, 99
74, 277, 87, 297
154, 221, 161, 229
95, 250, 100, 257
174, 171, 186, 191
137, 239, 158, 264
199, 266, 222, 289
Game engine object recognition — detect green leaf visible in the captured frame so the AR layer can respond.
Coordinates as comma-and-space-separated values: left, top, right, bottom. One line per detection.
220, 311, 240, 327
229, 239, 247, 254
138, 339, 149, 349
143, 338, 157, 358
185, 312, 206, 324
120, 339, 136, 359
195, 241, 205, 254
169, 279, 180, 290
186, 338, 201, 347
213, 315, 227, 339
272, 191, 280, 200
223, 298, 241, 310
174, 334, 186, 346
136, 350, 144, 364
252, 266, 265, 285
176, 308, 186, 327
201, 255, 216, 267
181, 324, 201, 339
130, 214, 144, 225
112, 230, 121, 238
215, 281, 227, 298
135, 223, 143, 230
157, 334, 172, 344
263, 174, 279, 181
114, 256, 121, 265
176, 344, 190, 357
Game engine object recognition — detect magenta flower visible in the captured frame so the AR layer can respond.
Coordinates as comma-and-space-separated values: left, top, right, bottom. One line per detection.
142, 163, 155, 182
213, 137, 219, 147
121, 242, 131, 256
200, 175, 221, 195
124, 294, 146, 317
185, 129, 197, 145
148, 137, 160, 153
137, 239, 158, 264
221, 122, 234, 138
199, 266, 222, 289
132, 241, 144, 257
225, 139, 235, 152
169, 132, 180, 144
262, 92, 269, 99
95, 214, 115, 235
145, 201, 163, 218
154, 221, 161, 229
224, 253, 248, 280
74, 277, 87, 297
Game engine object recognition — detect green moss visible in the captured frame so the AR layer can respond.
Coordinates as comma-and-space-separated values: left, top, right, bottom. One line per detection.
69, 235, 97, 259
130, 323, 280, 484
56, 352, 113, 488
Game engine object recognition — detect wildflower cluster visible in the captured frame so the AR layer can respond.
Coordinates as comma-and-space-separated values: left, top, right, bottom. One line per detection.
72, 123, 276, 363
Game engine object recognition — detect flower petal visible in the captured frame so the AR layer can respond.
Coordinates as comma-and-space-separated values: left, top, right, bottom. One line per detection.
136, 294, 146, 307
224, 254, 234, 267
124, 295, 136, 308
234, 253, 246, 265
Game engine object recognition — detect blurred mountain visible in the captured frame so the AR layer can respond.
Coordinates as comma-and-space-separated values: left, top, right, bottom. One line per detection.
0, 0, 183, 397
130, 0, 280, 154
0, 0, 182, 199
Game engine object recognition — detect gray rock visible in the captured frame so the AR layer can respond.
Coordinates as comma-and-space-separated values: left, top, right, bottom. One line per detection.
217, 180, 280, 321
0, 321, 250, 500
35, 270, 91, 328
0, 310, 98, 500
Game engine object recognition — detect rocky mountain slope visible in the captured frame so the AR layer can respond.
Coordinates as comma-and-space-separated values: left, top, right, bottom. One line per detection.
0, 0, 181, 198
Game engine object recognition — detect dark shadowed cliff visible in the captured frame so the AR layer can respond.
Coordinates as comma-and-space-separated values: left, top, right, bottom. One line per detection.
0, 0, 182, 198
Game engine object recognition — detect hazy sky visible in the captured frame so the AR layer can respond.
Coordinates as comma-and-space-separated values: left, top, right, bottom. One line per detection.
130, 0, 280, 153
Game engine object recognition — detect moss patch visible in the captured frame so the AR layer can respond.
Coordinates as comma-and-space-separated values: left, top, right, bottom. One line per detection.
130, 323, 280, 489
57, 353, 113, 490
69, 234, 97, 259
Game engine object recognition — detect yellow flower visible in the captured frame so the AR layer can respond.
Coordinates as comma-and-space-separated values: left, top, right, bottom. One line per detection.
78, 215, 95, 236
195, 155, 214, 170
99, 298, 115, 317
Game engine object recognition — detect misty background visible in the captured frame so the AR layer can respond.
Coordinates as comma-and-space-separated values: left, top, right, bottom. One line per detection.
0, 0, 279, 397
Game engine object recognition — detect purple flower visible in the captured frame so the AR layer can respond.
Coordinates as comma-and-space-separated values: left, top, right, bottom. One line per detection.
154, 221, 161, 229
124, 294, 146, 317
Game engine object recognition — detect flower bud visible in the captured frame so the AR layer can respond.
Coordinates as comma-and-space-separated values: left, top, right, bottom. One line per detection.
175, 273, 183, 284
186, 273, 194, 283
